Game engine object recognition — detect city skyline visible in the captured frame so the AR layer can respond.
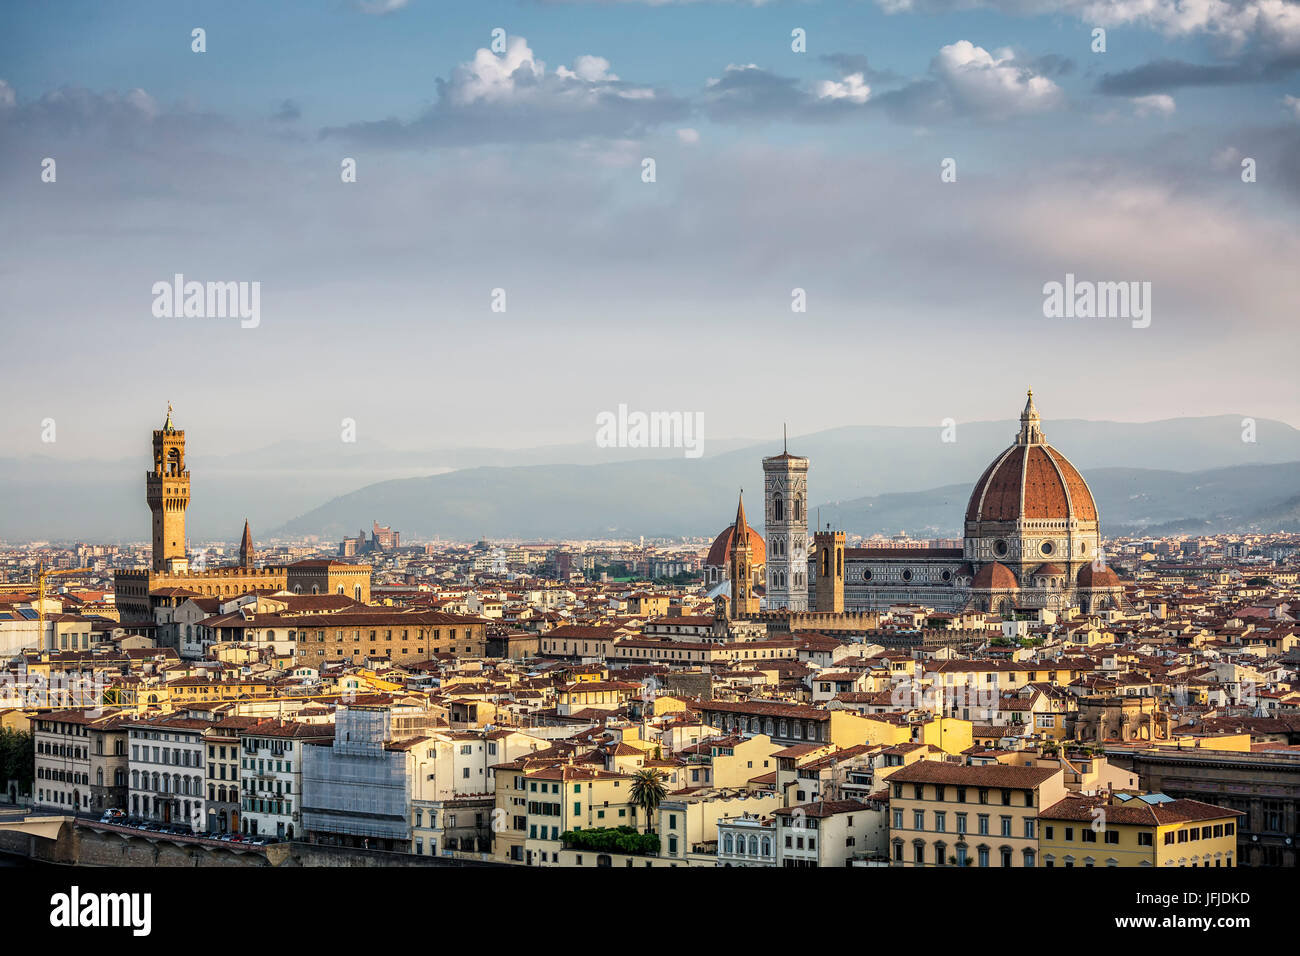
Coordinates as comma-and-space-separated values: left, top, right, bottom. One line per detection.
3, 0, 1299, 907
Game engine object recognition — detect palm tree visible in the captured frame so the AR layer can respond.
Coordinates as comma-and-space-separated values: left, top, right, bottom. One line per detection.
628, 768, 668, 831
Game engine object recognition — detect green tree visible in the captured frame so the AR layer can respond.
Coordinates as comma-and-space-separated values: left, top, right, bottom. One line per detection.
0, 728, 35, 797
628, 768, 668, 830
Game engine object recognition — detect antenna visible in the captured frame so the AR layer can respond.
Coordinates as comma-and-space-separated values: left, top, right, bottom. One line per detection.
783, 423, 787, 455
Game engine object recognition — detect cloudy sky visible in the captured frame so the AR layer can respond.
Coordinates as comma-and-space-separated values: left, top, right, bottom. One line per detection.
2, 0, 1298, 462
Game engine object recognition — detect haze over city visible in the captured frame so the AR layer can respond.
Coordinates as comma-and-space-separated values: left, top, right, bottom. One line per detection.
2, 0, 1297, 929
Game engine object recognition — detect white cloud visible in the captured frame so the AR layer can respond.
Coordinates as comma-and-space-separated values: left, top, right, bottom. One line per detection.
1212, 145, 1243, 169
818, 72, 871, 103
446, 37, 547, 106
1080, 0, 1300, 54
875, 1, 1300, 58
325, 35, 686, 146
1132, 93, 1176, 116
677, 127, 701, 143
0, 79, 14, 110
556, 55, 619, 83
930, 41, 1064, 117
357, 0, 410, 14
1286, 94, 1300, 119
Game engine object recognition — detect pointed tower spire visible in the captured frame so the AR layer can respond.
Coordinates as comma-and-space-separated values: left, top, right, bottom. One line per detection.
783, 424, 788, 455
728, 490, 756, 618
239, 519, 255, 568
163, 401, 174, 432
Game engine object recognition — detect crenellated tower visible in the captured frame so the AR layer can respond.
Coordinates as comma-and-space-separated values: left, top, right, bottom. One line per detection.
812, 527, 845, 614
146, 403, 190, 572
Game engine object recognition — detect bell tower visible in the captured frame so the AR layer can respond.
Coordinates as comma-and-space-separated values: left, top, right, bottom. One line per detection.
728, 491, 758, 619
763, 427, 809, 611
146, 403, 190, 572
238, 519, 255, 568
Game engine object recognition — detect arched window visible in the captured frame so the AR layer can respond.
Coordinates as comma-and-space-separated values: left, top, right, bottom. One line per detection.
836, 550, 842, 577
354, 586, 362, 601
794, 497, 802, 521
773, 495, 784, 522
821, 548, 829, 577
723, 834, 734, 853
735, 836, 745, 856
761, 836, 771, 857
749, 835, 759, 856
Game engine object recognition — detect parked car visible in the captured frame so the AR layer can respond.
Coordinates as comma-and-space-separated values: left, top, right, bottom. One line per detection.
99, 809, 125, 823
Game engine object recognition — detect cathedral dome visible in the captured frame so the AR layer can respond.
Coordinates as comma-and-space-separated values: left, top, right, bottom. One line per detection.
965, 391, 1097, 525
971, 562, 1018, 590
1077, 563, 1121, 589
706, 520, 766, 567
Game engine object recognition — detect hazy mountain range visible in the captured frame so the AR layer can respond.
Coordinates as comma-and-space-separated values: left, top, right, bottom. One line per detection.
4, 414, 1294, 544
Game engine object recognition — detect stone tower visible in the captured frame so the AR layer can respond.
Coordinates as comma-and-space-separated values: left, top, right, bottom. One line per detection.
728, 491, 759, 619
147, 404, 190, 573
813, 527, 845, 613
238, 519, 255, 568
762, 428, 809, 611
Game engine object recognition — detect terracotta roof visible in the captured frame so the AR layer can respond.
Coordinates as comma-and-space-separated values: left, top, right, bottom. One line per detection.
1040, 794, 1242, 826
965, 441, 1097, 523
1078, 563, 1122, 588
705, 521, 766, 568
971, 562, 1019, 590
886, 759, 1059, 788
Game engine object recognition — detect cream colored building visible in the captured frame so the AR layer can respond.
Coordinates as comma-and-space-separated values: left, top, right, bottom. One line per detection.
887, 760, 1066, 867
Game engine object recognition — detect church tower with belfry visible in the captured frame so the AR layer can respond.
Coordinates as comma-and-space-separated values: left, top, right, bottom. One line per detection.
728, 491, 759, 619
147, 403, 190, 572
762, 427, 809, 611
238, 519, 255, 568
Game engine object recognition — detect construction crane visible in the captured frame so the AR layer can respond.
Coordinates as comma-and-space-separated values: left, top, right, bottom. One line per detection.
32, 564, 92, 651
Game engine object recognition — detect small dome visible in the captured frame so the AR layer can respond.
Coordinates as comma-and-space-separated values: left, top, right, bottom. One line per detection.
1077, 563, 1120, 588
972, 562, 1019, 590
1033, 563, 1065, 576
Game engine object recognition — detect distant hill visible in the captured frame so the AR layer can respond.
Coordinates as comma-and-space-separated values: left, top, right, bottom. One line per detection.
3, 414, 1298, 542
817, 462, 1300, 538
276, 460, 1300, 542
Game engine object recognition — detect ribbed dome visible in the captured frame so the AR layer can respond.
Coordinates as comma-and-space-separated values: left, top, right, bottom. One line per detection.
965, 391, 1097, 524
1077, 563, 1121, 588
971, 562, 1019, 590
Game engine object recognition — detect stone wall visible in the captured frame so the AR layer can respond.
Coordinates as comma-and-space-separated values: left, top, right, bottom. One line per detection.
0, 822, 506, 867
